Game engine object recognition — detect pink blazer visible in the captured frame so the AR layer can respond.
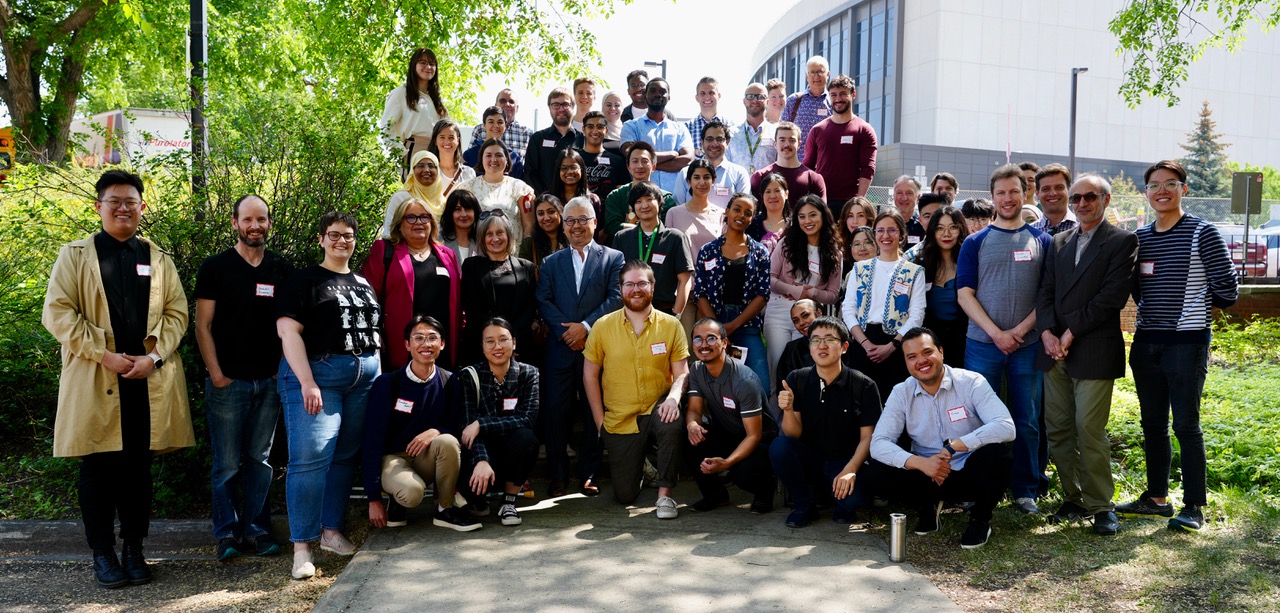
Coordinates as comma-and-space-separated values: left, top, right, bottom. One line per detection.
361, 239, 462, 369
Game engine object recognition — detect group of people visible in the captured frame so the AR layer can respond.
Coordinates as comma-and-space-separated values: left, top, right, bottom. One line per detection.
42, 50, 1240, 589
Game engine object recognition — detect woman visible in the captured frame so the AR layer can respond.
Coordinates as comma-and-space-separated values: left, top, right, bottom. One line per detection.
664, 159, 724, 256
764, 195, 843, 385
456, 139, 535, 239
462, 107, 525, 179
693, 193, 772, 395
276, 211, 381, 579
458, 318, 540, 527
381, 48, 448, 176
363, 199, 462, 370
1022, 204, 1043, 225
518, 194, 568, 268
460, 215, 539, 367
550, 148, 605, 243
840, 210, 927, 404
571, 78, 596, 130
847, 226, 877, 263
427, 119, 475, 197
914, 205, 970, 367
440, 190, 481, 263
838, 197, 876, 270
747, 173, 790, 252
381, 150, 445, 238
601, 91, 625, 151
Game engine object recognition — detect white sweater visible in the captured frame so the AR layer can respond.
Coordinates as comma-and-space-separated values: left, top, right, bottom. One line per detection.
381, 86, 443, 152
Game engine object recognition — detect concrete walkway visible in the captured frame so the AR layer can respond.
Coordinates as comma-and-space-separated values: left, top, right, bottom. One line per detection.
314, 490, 960, 613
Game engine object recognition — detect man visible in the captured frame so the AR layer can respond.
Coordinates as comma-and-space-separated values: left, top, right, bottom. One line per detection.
361, 316, 478, 532
535, 197, 625, 497
961, 197, 994, 234
1018, 162, 1040, 206
42, 170, 195, 588
903, 193, 951, 260
613, 181, 694, 316
869, 327, 1015, 549
1031, 163, 1077, 236
802, 75, 877, 202
524, 87, 585, 195
1035, 175, 1138, 536
470, 88, 532, 153
749, 122, 826, 210
601, 142, 679, 240
571, 77, 596, 129
672, 120, 750, 207
620, 69, 673, 121
583, 261, 690, 516
578, 110, 630, 200
891, 176, 924, 245
774, 298, 819, 399
463, 106, 525, 178
1117, 160, 1237, 532
194, 194, 294, 560
727, 82, 778, 175
620, 78, 694, 194
956, 163, 1052, 515
782, 55, 832, 163
686, 77, 734, 155
764, 78, 787, 125
685, 318, 777, 513
931, 172, 960, 201
770, 316, 881, 527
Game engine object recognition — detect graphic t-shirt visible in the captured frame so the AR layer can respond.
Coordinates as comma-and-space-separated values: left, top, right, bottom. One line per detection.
278, 265, 382, 357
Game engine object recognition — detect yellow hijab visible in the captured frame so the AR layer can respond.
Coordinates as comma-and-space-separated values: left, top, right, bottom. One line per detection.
404, 150, 445, 219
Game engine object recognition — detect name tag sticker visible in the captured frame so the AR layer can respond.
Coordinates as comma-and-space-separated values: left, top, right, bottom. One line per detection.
650, 342, 668, 355
394, 398, 414, 413
1013, 249, 1033, 262
135, 264, 152, 277
651, 253, 667, 265
907, 235, 921, 244
255, 283, 275, 297
599, 156, 610, 165
816, 109, 828, 116
947, 406, 968, 423
894, 281, 911, 295
840, 135, 854, 144
762, 137, 774, 146
704, 260, 717, 271
503, 398, 518, 412
714, 186, 730, 196
808, 260, 821, 275
435, 266, 449, 276
542, 139, 556, 148
1140, 261, 1155, 275
723, 396, 737, 409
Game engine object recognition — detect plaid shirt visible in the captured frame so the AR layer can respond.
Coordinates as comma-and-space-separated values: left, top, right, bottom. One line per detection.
459, 360, 540, 465
685, 114, 735, 156
1031, 209, 1078, 236
469, 121, 533, 157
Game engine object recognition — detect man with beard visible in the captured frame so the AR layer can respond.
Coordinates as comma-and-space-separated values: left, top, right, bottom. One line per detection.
536, 197, 625, 497
802, 75, 876, 202
748, 122, 826, 211
194, 194, 295, 560
673, 120, 750, 207
524, 87, 585, 195
1031, 163, 1077, 237
620, 77, 694, 194
726, 82, 778, 175
578, 111, 630, 200
613, 181, 694, 317
583, 261, 690, 516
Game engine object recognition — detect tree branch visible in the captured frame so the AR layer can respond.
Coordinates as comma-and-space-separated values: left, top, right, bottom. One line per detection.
0, 0, 13, 33
53, 0, 115, 37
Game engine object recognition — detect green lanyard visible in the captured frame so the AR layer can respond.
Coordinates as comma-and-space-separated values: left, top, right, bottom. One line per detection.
742, 124, 762, 159
638, 225, 660, 263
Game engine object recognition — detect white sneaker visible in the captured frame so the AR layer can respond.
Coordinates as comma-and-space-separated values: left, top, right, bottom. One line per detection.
319, 532, 356, 556
656, 496, 678, 519
499, 503, 522, 526
291, 550, 315, 580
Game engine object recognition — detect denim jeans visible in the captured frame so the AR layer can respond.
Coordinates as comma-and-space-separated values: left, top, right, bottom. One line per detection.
206, 376, 280, 541
769, 435, 866, 513
279, 353, 379, 542
1129, 341, 1210, 506
965, 340, 1043, 500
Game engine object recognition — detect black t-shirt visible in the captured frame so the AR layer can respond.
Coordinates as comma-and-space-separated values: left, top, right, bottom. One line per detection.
787, 366, 881, 461
411, 252, 452, 328
722, 256, 747, 306
95, 232, 151, 355
194, 247, 294, 380
578, 148, 630, 200
613, 226, 694, 311
277, 265, 382, 357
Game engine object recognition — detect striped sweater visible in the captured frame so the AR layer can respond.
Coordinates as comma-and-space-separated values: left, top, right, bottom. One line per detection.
1133, 214, 1238, 344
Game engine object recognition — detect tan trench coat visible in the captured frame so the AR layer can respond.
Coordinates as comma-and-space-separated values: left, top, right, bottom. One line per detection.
41, 235, 195, 458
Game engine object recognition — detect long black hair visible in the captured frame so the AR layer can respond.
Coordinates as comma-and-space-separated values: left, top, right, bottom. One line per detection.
780, 195, 840, 284
531, 194, 568, 256
747, 172, 789, 241
916, 205, 969, 283
551, 148, 590, 199
405, 48, 447, 116
440, 190, 480, 242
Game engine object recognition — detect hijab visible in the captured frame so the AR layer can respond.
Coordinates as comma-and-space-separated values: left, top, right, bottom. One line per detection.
404, 150, 445, 220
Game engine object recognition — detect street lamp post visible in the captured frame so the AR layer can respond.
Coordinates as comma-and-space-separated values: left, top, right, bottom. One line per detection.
1069, 67, 1088, 178
644, 59, 667, 80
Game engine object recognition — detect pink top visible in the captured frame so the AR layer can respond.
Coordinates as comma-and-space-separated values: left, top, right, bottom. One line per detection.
665, 203, 724, 256
768, 240, 842, 305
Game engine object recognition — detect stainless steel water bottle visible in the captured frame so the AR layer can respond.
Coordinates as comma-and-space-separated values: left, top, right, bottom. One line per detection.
889, 513, 907, 562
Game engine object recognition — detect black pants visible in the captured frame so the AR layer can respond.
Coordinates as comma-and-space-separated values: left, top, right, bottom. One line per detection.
460, 427, 539, 497
81, 376, 154, 550
847, 324, 908, 407
862, 443, 1011, 524
684, 426, 776, 500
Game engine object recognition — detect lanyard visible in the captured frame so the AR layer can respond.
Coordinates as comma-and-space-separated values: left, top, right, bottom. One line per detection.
742, 124, 762, 158
638, 226, 660, 263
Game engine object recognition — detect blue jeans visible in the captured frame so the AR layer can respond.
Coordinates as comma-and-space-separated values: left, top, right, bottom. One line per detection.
1129, 341, 1209, 506
769, 435, 866, 513
721, 304, 770, 397
279, 354, 379, 543
965, 340, 1043, 500
206, 376, 280, 541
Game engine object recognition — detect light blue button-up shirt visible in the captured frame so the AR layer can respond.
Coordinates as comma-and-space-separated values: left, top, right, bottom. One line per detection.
672, 159, 750, 207
620, 116, 693, 193
871, 366, 1014, 471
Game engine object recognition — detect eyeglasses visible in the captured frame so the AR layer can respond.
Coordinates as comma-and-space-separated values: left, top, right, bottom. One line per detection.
560, 165, 581, 172
1145, 180, 1184, 192
622, 281, 652, 291
1068, 192, 1103, 205
851, 240, 875, 249
325, 231, 356, 242
703, 136, 727, 144
403, 214, 433, 225
692, 334, 722, 345
549, 102, 573, 110
874, 227, 900, 236
410, 334, 443, 345
483, 337, 514, 349
744, 94, 767, 100
807, 69, 828, 76
101, 199, 142, 210
478, 209, 507, 221
583, 123, 607, 130
563, 216, 594, 226
809, 336, 842, 347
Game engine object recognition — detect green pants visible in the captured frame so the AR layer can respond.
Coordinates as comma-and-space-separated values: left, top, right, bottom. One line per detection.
1043, 360, 1115, 514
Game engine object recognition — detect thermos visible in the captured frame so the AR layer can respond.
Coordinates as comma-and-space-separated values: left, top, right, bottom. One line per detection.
889, 513, 907, 562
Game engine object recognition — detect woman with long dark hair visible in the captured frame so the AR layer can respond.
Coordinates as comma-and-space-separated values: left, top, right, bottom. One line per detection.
427, 119, 475, 197
838, 196, 876, 272
440, 190, 481, 263
746, 172, 789, 252
764, 194, 842, 384
914, 204, 970, 366
518, 194, 568, 268
381, 48, 449, 176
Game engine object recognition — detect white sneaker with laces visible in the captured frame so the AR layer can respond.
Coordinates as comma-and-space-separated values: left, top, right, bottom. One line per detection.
656, 496, 678, 520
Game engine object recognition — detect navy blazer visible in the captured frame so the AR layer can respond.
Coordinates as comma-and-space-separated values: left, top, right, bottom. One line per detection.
535, 242, 625, 365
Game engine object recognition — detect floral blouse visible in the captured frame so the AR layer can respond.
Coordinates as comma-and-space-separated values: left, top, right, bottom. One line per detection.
692, 235, 771, 330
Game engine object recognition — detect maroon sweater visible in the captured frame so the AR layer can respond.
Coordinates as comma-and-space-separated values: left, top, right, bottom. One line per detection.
802, 115, 877, 202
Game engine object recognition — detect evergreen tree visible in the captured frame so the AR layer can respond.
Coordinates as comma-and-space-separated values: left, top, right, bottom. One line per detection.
1178, 101, 1232, 197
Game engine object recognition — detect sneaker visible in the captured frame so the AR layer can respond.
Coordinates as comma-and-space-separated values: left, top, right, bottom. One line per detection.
750, 494, 774, 515
960, 521, 992, 549
689, 491, 730, 512
434, 506, 482, 532
655, 496, 679, 519
465, 498, 491, 518
785, 506, 817, 528
1046, 501, 1092, 525
915, 501, 943, 535
499, 503, 522, 526
319, 532, 356, 556
216, 537, 242, 561
251, 534, 281, 557
291, 550, 315, 580
1115, 493, 1175, 517
1012, 497, 1041, 515
1168, 505, 1204, 532
385, 499, 408, 527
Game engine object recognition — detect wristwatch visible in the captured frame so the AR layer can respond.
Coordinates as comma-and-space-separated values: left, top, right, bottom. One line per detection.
942, 438, 957, 455
147, 352, 165, 369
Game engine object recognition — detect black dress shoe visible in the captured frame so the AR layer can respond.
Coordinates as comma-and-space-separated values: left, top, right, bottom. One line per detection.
1093, 510, 1120, 536
92, 548, 128, 588
120, 540, 152, 585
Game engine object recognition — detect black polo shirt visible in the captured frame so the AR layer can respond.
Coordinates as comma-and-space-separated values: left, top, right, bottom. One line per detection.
786, 365, 881, 461
613, 226, 693, 312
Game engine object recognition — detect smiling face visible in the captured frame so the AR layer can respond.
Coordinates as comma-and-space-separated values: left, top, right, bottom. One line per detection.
762, 179, 787, 214
904, 333, 945, 388
849, 230, 876, 261
690, 167, 714, 197
893, 180, 919, 218
743, 84, 767, 118
621, 267, 655, 312
319, 221, 356, 262
724, 197, 755, 234
1070, 179, 1110, 230
536, 200, 562, 234
559, 158, 582, 187
991, 176, 1026, 222
627, 75, 648, 106
602, 93, 623, 122
453, 203, 474, 231
483, 221, 510, 257
481, 323, 515, 366
574, 82, 596, 112
405, 322, 444, 367
232, 197, 270, 248
628, 148, 654, 182
695, 82, 720, 114
702, 126, 727, 161
796, 203, 822, 238
767, 87, 786, 112
550, 94, 574, 127
398, 201, 434, 247
415, 57, 436, 83
846, 206, 868, 231
933, 212, 963, 253
435, 128, 458, 154
1037, 173, 1069, 216
481, 144, 508, 176
790, 303, 818, 335
496, 90, 519, 123
483, 114, 507, 141
1021, 169, 1038, 203
805, 61, 829, 93
582, 117, 607, 147
96, 183, 147, 241
807, 323, 847, 367
828, 86, 853, 115
692, 321, 726, 363
633, 194, 660, 226
413, 156, 439, 186
874, 216, 902, 256
564, 205, 596, 249
1145, 168, 1187, 216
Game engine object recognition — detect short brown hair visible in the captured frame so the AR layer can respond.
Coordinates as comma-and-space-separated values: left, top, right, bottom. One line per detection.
989, 164, 1026, 194
1017, 161, 1040, 174
828, 74, 856, 92
1034, 163, 1071, 191
1144, 159, 1187, 184
546, 87, 572, 106
766, 78, 785, 93
573, 77, 595, 91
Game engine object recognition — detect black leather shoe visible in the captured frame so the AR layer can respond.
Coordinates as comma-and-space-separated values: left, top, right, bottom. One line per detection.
1046, 501, 1092, 525
120, 540, 152, 585
92, 548, 128, 588
1093, 510, 1120, 536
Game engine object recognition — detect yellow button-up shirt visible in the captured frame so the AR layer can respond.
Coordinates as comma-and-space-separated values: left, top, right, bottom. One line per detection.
583, 307, 690, 434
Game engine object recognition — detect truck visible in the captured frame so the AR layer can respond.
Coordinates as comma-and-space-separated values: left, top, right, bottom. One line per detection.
69, 108, 191, 167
